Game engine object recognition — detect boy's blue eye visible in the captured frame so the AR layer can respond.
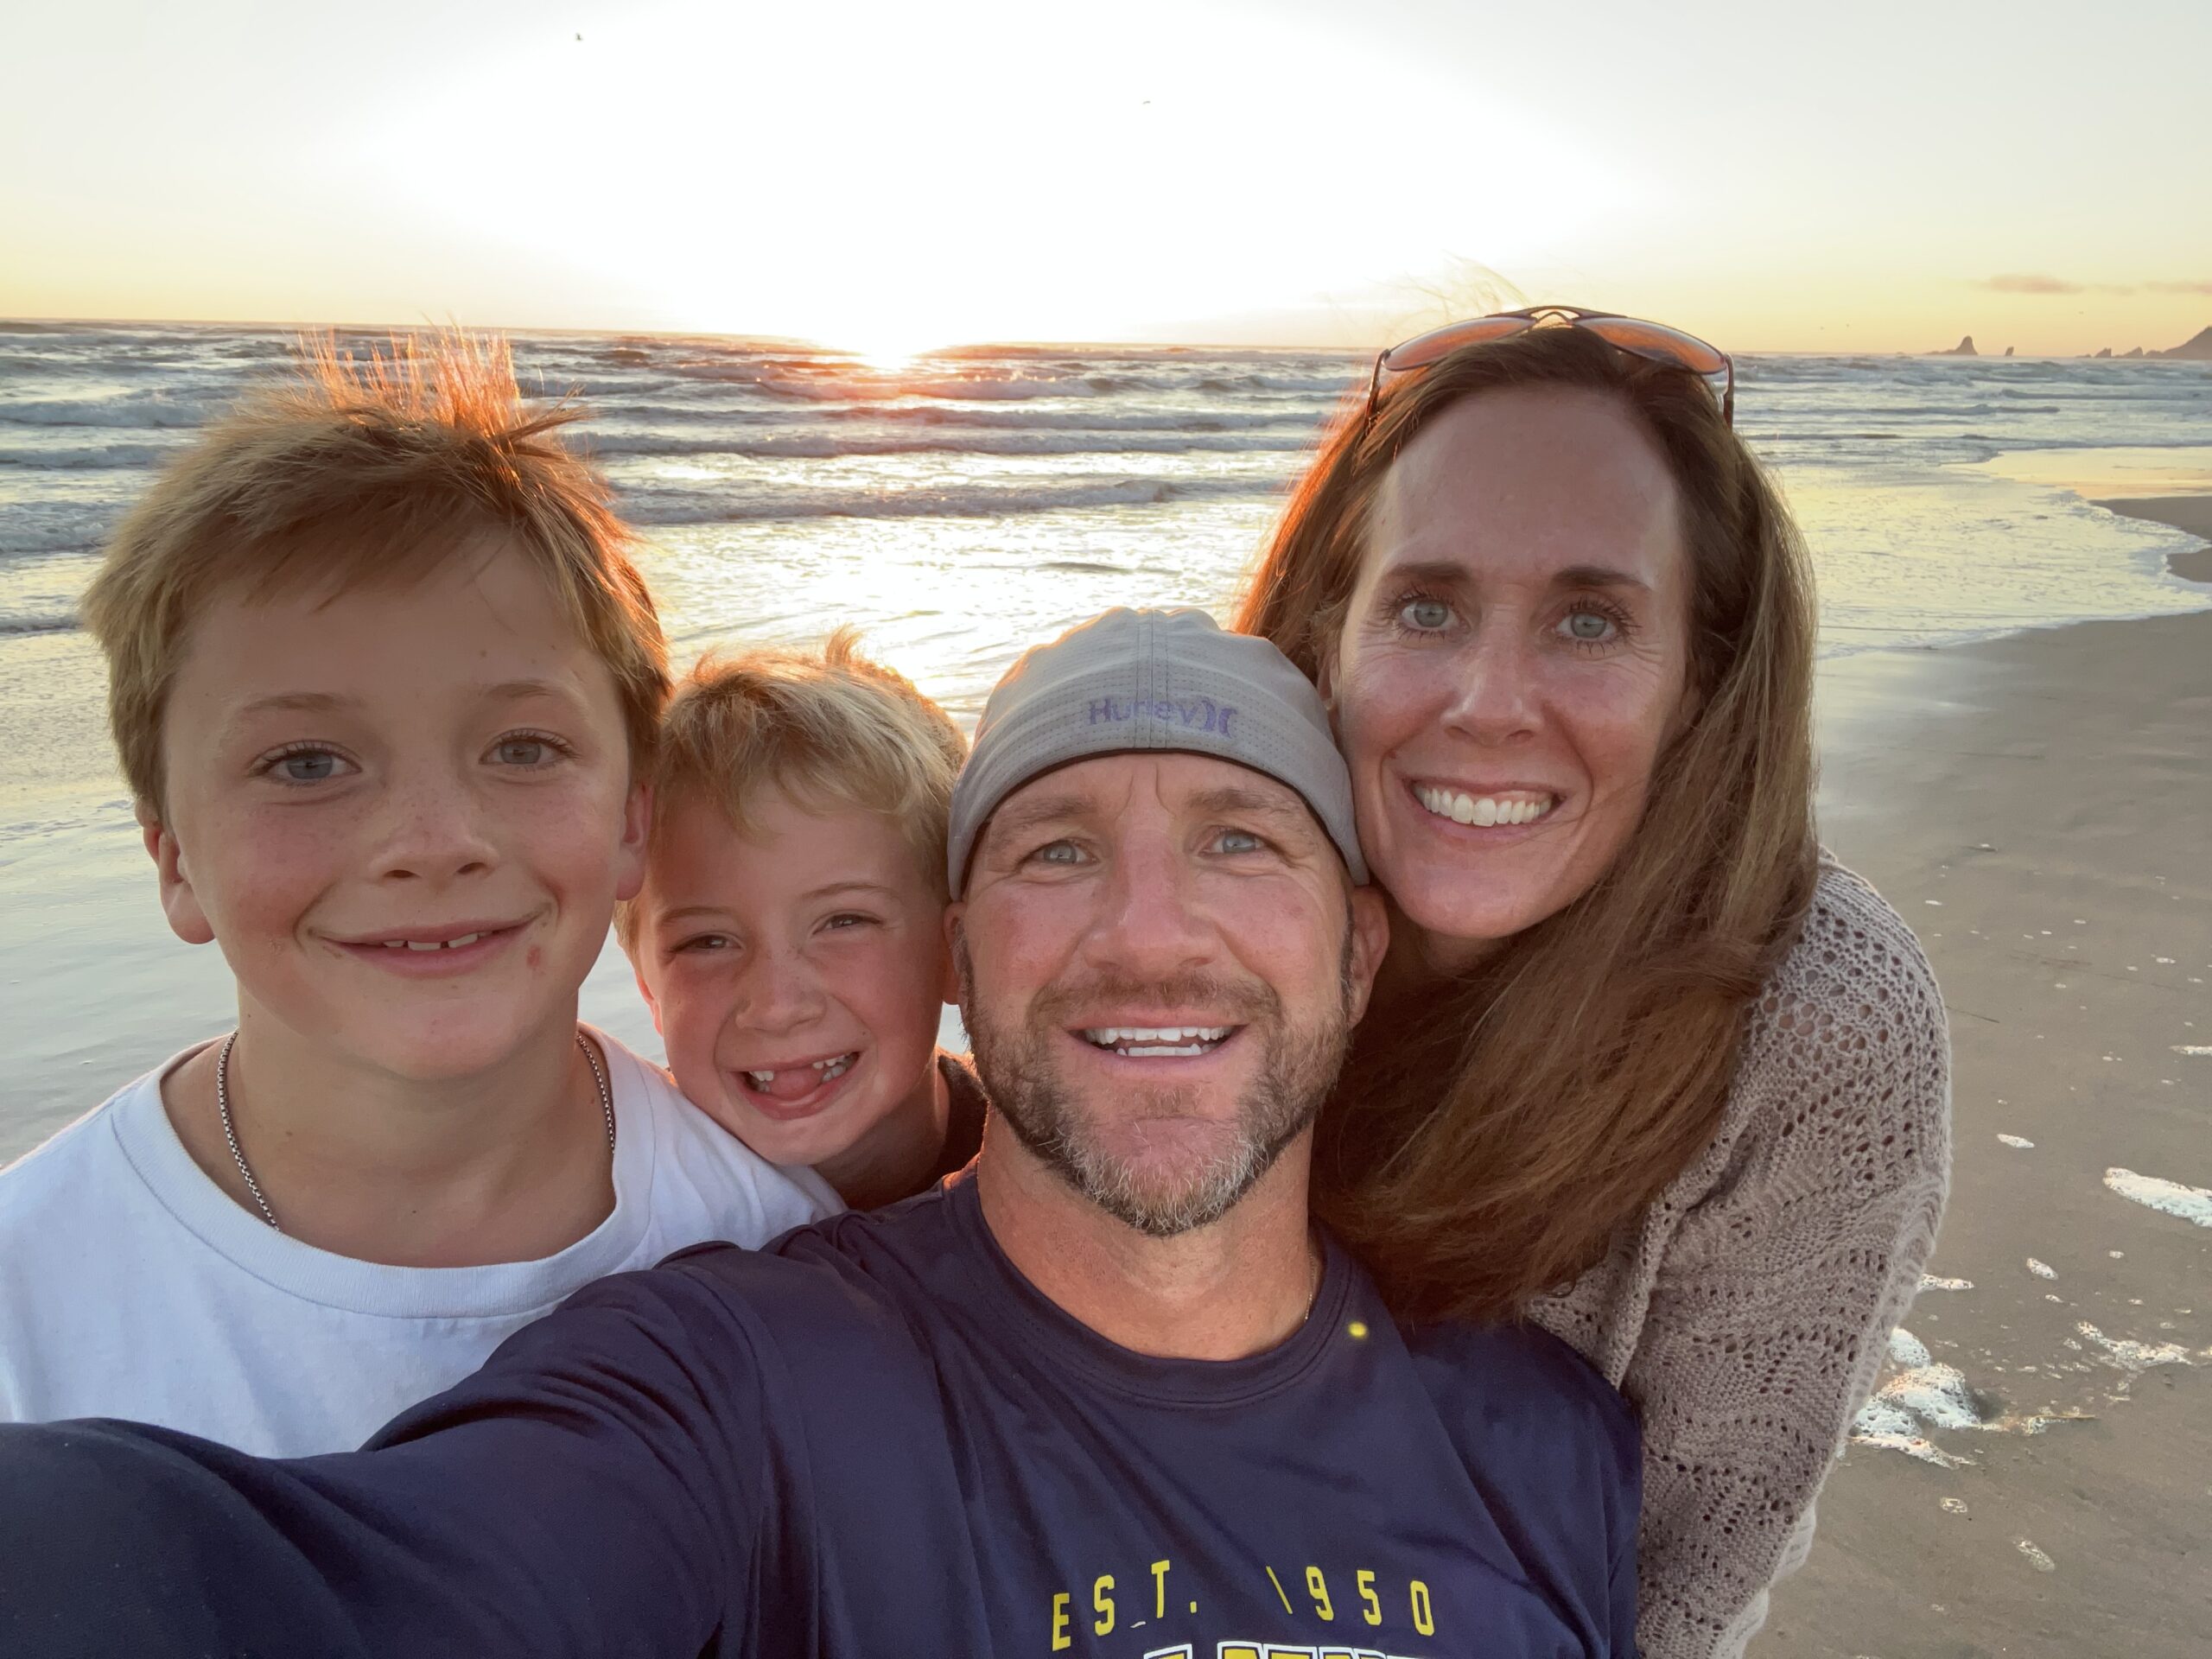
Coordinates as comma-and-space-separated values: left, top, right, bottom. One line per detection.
676, 933, 736, 954
493, 738, 553, 766
279, 751, 340, 783
259, 747, 351, 784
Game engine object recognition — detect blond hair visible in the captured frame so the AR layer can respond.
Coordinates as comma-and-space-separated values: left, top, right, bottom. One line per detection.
79, 333, 669, 817
614, 632, 967, 952
1236, 324, 1819, 1324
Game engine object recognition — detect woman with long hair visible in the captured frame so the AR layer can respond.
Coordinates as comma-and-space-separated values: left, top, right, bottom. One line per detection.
1237, 311, 1950, 1659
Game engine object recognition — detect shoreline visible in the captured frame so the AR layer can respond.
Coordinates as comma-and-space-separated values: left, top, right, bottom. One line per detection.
1761, 493, 2212, 1657
2092, 493, 2212, 583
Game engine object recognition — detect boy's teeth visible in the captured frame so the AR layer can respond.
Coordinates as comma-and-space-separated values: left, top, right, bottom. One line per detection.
1078, 1025, 1231, 1058
1413, 785, 1556, 828
743, 1053, 857, 1090
384, 933, 484, 951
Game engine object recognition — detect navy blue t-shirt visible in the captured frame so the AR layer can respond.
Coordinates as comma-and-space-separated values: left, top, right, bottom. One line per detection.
0, 1173, 1639, 1657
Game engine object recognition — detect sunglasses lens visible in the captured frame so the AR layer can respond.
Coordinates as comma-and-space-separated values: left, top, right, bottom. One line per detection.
1380, 316, 1527, 373
1583, 317, 1729, 376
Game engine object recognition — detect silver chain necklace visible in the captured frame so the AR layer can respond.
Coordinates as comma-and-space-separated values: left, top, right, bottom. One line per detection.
214, 1029, 614, 1234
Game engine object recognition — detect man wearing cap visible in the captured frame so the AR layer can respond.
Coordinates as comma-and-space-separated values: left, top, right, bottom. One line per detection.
0, 610, 1639, 1659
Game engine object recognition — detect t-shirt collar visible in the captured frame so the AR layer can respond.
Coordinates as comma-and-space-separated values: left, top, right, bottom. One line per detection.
938, 1167, 1357, 1409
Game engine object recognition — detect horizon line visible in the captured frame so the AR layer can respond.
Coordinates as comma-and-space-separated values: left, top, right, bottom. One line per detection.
4, 313, 2207, 361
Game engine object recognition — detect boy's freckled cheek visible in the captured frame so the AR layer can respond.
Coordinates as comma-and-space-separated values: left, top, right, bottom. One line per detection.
527, 946, 543, 969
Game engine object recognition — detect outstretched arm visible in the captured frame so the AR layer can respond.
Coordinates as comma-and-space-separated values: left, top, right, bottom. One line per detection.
0, 1262, 770, 1657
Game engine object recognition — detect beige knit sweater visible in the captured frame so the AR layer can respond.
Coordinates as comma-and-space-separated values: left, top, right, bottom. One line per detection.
1527, 858, 1952, 1659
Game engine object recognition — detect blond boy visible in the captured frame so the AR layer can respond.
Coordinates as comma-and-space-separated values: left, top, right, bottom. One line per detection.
618, 636, 983, 1211
0, 339, 832, 1457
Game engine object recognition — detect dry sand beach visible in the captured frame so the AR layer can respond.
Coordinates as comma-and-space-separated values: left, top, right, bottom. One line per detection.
1762, 501, 2212, 1659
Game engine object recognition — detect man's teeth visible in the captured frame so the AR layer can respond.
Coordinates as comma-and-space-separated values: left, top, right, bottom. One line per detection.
1413, 785, 1556, 828
743, 1053, 856, 1089
380, 933, 485, 951
1079, 1026, 1231, 1058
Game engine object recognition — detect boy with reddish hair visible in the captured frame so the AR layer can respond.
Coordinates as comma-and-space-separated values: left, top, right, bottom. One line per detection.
0, 338, 832, 1456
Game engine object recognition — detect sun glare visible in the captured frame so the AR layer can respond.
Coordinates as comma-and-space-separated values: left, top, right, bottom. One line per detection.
337, 2, 1632, 348
845, 333, 939, 373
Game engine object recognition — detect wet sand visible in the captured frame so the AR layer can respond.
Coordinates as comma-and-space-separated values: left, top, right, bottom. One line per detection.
1758, 505, 2212, 1657
2093, 495, 2212, 583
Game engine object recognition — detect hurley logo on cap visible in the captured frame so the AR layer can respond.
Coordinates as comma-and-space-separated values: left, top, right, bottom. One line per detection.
1084, 694, 1236, 736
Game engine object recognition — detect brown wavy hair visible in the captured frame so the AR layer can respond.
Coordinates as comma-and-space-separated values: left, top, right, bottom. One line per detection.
1235, 324, 1819, 1323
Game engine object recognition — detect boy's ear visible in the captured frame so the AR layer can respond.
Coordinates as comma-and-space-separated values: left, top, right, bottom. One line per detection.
941, 904, 966, 1007
138, 803, 215, 947
937, 906, 961, 1006
613, 781, 652, 904
632, 963, 664, 1038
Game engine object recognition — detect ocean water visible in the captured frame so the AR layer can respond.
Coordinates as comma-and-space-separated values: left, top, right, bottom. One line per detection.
3, 321, 2209, 1153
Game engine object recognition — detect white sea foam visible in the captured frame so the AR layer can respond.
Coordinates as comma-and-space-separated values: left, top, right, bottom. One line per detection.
1850, 1326, 2057, 1466
0, 440, 177, 470
581, 429, 1315, 461
615, 473, 1268, 526
2076, 1322, 2196, 1372
0, 394, 217, 428
0, 611, 79, 638
2102, 1168, 2212, 1227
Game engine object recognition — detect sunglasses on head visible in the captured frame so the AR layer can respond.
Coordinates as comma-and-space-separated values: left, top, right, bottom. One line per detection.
1364, 304, 1735, 430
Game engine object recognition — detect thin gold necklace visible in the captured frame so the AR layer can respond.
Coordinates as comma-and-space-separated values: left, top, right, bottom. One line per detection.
213, 1030, 614, 1234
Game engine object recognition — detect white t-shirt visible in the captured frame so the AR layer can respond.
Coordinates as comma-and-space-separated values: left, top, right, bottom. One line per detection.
0, 1027, 838, 1456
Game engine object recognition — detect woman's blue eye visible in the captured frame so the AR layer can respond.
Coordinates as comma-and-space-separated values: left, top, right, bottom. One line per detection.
1399, 598, 1452, 632
278, 751, 340, 783
1561, 609, 1616, 643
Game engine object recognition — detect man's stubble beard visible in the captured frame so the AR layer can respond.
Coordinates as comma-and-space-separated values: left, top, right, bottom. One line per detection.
957, 931, 1357, 1239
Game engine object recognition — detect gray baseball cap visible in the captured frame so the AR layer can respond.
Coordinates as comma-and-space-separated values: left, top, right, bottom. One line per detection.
948, 607, 1367, 894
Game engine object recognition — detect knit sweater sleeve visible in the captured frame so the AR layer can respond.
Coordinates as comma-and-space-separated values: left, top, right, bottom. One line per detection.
1625, 867, 1953, 1659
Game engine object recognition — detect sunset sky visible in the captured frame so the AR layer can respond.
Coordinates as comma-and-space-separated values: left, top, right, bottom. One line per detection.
5, 0, 2208, 355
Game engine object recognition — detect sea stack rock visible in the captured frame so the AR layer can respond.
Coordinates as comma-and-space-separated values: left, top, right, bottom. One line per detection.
2155, 326, 2212, 360
2094, 346, 2113, 359
2004, 346, 2015, 357
1934, 335, 1979, 356
2122, 346, 2145, 359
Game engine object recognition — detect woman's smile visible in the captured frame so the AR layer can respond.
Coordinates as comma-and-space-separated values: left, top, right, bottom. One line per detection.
1407, 781, 1561, 830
